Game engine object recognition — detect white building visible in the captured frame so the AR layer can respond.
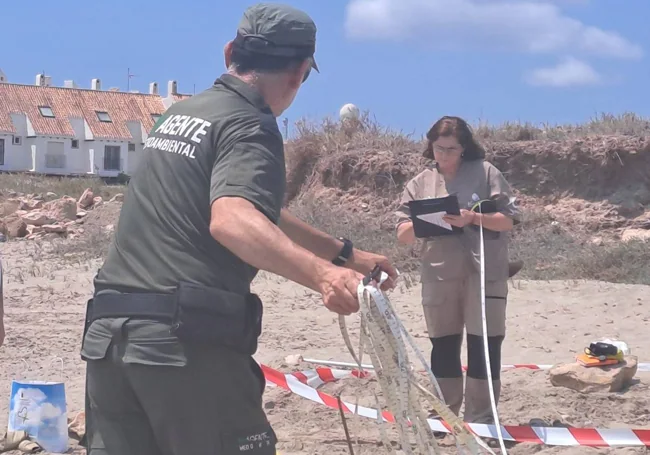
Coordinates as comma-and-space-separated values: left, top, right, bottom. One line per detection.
0, 70, 191, 177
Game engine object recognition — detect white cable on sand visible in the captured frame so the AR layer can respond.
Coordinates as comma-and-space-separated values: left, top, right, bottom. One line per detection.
477, 202, 508, 454
338, 271, 496, 455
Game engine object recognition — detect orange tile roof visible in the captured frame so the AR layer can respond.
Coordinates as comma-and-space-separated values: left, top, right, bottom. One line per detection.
0, 83, 178, 140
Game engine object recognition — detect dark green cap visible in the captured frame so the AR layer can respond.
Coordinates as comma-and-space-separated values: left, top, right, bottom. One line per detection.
235, 3, 319, 73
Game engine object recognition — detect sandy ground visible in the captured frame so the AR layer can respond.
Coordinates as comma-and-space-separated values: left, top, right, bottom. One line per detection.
1, 240, 649, 455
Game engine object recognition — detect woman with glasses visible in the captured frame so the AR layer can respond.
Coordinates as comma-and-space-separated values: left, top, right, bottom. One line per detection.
395, 116, 521, 425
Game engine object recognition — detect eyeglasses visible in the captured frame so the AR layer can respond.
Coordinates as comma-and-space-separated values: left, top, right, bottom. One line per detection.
432, 144, 462, 154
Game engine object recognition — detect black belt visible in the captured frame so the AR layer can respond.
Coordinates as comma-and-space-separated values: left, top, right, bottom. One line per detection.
90, 292, 178, 322
85, 283, 264, 355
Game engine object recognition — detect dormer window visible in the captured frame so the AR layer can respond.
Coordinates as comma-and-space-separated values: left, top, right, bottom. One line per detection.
39, 106, 55, 118
96, 111, 112, 122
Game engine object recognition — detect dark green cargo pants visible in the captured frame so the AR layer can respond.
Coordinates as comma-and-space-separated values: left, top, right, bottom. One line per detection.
81, 318, 276, 455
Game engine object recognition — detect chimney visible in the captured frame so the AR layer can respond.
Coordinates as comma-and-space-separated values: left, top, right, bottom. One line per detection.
149, 82, 159, 95
64, 80, 78, 89
91, 78, 101, 90
167, 80, 178, 97
35, 74, 52, 87
0, 69, 6, 83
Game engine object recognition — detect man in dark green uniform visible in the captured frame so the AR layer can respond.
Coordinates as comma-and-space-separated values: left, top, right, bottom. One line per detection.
81, 3, 397, 454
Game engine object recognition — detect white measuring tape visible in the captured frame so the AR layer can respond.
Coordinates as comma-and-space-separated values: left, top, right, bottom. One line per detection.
476, 201, 508, 454
338, 271, 497, 454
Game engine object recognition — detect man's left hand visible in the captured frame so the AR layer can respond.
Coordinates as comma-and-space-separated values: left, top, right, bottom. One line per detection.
346, 250, 398, 291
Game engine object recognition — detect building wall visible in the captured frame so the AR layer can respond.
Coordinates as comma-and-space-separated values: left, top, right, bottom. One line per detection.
0, 134, 132, 176
0, 133, 32, 171
126, 121, 146, 175
0, 81, 187, 176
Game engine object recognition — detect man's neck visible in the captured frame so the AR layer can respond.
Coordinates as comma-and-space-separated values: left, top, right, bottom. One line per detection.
228, 69, 258, 86
227, 70, 281, 116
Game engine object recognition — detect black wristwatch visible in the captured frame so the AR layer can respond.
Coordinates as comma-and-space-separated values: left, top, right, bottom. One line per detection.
332, 237, 353, 266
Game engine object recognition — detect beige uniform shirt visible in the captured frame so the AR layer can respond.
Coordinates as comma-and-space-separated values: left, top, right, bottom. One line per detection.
395, 159, 521, 283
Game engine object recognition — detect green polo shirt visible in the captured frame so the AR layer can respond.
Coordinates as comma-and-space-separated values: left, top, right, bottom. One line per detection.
82, 74, 286, 365
95, 73, 286, 296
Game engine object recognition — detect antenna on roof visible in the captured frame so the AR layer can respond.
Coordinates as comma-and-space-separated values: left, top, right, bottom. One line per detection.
127, 68, 137, 92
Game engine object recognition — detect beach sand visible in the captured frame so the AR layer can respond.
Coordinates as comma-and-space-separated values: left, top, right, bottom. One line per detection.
1, 240, 648, 454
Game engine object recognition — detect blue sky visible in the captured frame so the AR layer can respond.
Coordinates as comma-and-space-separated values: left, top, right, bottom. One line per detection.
3, 0, 649, 138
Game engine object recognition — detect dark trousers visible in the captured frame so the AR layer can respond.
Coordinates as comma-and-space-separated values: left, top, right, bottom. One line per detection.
81, 319, 276, 455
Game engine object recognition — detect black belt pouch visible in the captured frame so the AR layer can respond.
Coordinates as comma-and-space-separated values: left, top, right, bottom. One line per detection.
171, 281, 263, 356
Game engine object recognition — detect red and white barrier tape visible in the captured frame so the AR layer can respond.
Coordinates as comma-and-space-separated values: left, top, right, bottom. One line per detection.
261, 364, 650, 447
301, 358, 650, 374
279, 363, 650, 389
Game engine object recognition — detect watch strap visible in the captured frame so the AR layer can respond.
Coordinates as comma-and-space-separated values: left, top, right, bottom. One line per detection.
332, 237, 353, 266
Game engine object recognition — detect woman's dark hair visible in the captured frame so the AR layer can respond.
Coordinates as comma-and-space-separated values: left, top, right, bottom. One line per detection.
423, 116, 486, 161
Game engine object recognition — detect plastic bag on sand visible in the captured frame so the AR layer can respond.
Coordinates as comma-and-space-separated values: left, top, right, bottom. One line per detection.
6, 360, 68, 454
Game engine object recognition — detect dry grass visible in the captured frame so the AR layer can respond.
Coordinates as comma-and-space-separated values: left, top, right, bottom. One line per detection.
508, 209, 650, 284
2, 112, 649, 286
475, 112, 650, 142
50, 225, 114, 263
0, 172, 126, 200
291, 195, 650, 285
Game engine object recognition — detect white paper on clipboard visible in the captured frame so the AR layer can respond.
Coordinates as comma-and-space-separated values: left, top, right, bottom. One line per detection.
415, 212, 453, 231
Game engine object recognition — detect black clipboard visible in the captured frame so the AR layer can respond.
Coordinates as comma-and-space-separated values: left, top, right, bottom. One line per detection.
469, 199, 498, 214
407, 195, 463, 238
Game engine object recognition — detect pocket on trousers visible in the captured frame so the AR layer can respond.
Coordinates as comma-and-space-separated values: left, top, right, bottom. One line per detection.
123, 340, 187, 367
485, 281, 508, 303
171, 281, 261, 355
80, 328, 112, 361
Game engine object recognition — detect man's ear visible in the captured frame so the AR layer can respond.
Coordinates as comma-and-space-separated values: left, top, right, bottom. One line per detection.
224, 41, 234, 69
288, 59, 311, 89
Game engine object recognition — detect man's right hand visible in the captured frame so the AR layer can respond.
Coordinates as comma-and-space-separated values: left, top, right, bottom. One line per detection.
317, 266, 366, 316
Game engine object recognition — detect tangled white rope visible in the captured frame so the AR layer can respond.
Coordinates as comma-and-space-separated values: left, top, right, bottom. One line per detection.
338, 270, 496, 454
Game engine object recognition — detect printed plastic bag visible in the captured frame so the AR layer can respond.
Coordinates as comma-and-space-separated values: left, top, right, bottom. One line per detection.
7, 359, 68, 453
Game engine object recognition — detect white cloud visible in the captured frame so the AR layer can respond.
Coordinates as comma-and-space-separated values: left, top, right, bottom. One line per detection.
40, 403, 63, 420
525, 57, 602, 87
344, 0, 642, 60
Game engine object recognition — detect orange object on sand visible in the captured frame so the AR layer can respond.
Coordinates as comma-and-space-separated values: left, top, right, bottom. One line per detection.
576, 353, 620, 367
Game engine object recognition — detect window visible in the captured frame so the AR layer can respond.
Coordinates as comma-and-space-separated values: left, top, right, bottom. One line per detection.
12, 136, 22, 145
39, 106, 55, 118
0, 138, 4, 165
96, 111, 112, 122
128, 143, 136, 152
45, 141, 66, 169
104, 145, 121, 171
71, 139, 79, 149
